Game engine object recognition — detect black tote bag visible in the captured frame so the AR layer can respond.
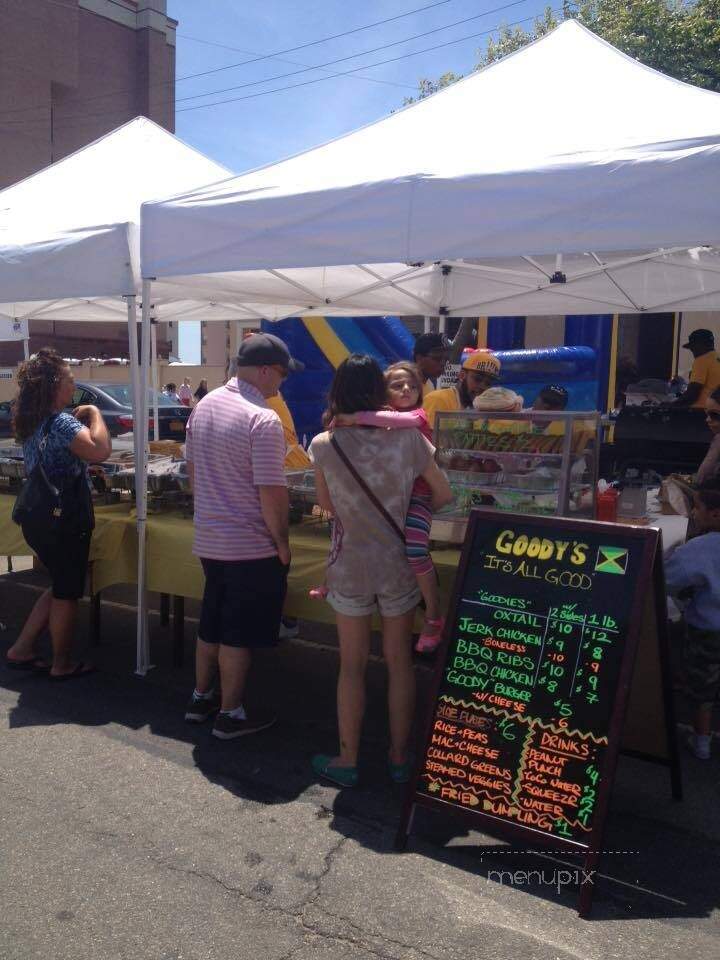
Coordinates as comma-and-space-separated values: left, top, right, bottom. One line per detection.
12, 416, 62, 530
12, 415, 94, 534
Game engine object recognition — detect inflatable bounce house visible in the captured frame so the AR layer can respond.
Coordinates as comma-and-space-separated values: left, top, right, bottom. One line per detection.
263, 316, 605, 440
490, 345, 598, 411
261, 316, 414, 440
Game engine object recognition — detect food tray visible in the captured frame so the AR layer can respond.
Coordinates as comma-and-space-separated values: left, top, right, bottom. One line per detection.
445, 468, 502, 487
430, 515, 468, 544
175, 475, 192, 494
0, 441, 24, 459
0, 458, 25, 479
148, 473, 182, 493
289, 489, 318, 512
109, 471, 135, 491
440, 429, 565, 455
287, 468, 318, 509
504, 471, 560, 491
108, 456, 188, 493
286, 469, 315, 487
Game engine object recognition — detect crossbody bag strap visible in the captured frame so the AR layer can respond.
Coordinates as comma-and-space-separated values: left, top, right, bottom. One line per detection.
37, 414, 57, 458
330, 434, 405, 544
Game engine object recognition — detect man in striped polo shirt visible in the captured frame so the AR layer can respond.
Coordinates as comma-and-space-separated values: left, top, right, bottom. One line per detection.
184, 333, 303, 739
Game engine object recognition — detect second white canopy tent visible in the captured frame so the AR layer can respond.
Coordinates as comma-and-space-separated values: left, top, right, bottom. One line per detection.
133, 20, 720, 673
141, 21, 720, 321
0, 117, 235, 673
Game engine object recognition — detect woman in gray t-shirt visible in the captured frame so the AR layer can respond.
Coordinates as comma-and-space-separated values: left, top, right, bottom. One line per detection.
309, 355, 452, 787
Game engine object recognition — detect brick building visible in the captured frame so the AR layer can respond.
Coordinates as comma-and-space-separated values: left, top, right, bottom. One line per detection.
0, 0, 176, 363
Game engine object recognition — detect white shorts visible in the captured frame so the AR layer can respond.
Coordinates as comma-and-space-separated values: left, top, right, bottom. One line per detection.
327, 585, 420, 619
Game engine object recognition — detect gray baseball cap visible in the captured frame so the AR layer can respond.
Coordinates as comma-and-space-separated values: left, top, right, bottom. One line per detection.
236, 333, 304, 371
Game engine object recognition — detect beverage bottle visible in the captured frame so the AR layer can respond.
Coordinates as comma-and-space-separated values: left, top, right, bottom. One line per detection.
597, 486, 619, 522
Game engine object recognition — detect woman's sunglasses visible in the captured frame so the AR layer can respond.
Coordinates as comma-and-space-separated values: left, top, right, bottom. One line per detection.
706, 410, 720, 421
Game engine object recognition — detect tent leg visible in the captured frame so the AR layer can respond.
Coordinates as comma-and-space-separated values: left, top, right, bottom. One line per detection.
127, 296, 141, 452
135, 282, 154, 676
22, 338, 30, 360
151, 319, 160, 442
127, 294, 150, 676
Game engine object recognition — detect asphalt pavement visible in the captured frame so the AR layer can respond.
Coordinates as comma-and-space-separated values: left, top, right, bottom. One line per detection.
0, 569, 718, 960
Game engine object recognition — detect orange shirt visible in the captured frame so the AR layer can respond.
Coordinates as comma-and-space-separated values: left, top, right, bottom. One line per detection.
423, 386, 461, 431
266, 393, 311, 469
689, 351, 720, 408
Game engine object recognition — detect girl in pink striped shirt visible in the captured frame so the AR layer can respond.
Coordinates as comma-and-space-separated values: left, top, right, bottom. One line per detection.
320, 361, 445, 653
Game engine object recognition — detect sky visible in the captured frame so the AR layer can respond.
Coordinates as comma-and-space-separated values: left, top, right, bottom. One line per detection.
169, 0, 551, 360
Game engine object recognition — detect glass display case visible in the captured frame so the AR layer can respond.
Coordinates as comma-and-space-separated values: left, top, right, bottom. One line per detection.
432, 410, 600, 540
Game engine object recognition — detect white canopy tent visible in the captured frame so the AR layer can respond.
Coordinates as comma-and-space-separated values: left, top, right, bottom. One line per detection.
0, 116, 231, 311
133, 20, 720, 675
141, 20, 720, 319
0, 318, 29, 360
0, 117, 232, 674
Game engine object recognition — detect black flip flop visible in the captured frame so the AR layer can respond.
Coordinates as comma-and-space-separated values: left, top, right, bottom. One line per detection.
49, 661, 97, 682
5, 656, 49, 672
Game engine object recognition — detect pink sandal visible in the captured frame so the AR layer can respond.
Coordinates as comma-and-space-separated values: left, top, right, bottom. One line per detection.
415, 617, 445, 653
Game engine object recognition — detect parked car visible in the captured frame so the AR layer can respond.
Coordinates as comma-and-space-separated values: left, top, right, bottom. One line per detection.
69, 382, 191, 440
0, 400, 12, 438
0, 383, 188, 442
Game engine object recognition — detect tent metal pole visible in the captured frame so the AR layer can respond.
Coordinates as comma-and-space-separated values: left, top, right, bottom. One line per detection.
126, 294, 147, 675
22, 339, 29, 360
150, 320, 160, 442
135, 280, 153, 676
126, 294, 140, 462
607, 315, 619, 413
476, 317, 488, 348
265, 268, 322, 303
672, 313, 681, 379
438, 266, 450, 333
452, 284, 633, 316
126, 294, 142, 596
327, 264, 434, 312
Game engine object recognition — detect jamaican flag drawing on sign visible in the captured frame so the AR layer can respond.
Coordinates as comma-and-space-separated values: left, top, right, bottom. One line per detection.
595, 546, 629, 575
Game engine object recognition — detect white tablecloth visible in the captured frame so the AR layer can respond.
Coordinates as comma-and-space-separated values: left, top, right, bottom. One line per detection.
646, 489, 688, 556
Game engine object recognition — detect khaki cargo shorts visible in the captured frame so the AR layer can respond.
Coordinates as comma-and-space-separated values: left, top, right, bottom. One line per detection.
327, 584, 420, 619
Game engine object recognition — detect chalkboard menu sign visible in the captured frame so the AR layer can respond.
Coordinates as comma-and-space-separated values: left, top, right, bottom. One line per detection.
398, 509, 680, 916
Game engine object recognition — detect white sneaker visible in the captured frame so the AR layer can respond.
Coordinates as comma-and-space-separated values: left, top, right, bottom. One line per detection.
279, 618, 300, 640
686, 734, 711, 761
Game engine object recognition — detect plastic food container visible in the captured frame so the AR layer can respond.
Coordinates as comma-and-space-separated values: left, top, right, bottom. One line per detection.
504, 470, 559, 490
0, 458, 25, 479
446, 469, 502, 487
617, 485, 647, 519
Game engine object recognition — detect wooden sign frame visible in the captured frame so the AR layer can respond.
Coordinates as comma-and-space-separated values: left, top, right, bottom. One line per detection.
396, 509, 682, 917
